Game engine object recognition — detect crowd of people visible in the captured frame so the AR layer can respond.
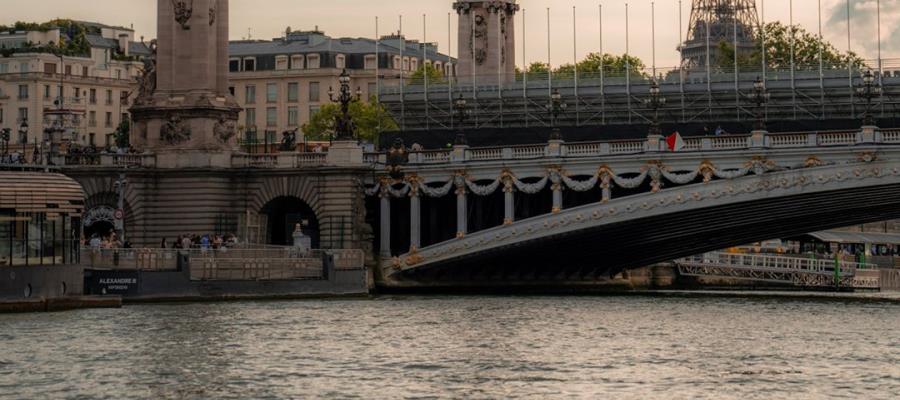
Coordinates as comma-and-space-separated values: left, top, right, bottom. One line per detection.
162, 234, 240, 251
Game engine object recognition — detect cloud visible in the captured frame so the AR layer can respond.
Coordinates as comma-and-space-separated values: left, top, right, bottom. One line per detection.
826, 0, 900, 55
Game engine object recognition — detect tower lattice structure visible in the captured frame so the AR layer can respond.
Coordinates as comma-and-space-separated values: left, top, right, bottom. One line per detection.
681, 0, 761, 69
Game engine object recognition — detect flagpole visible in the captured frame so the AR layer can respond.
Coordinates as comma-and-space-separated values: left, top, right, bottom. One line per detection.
399, 15, 405, 131
789, 0, 796, 120
523, 8, 528, 128
818, 0, 825, 118
547, 7, 551, 98
599, 3, 604, 125
448, 12, 453, 110
626, 2, 631, 124
423, 13, 428, 130
651, 2, 656, 79
573, 5, 579, 126
733, 0, 738, 120
761, 0, 766, 84
375, 16, 379, 104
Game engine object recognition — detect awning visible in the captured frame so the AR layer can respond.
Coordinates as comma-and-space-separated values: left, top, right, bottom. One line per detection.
807, 231, 900, 245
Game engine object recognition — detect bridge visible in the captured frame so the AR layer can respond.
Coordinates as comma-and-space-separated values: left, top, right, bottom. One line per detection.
366, 126, 900, 287
675, 252, 881, 290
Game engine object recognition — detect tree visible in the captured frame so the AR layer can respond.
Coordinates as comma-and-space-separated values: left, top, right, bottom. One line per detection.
114, 120, 130, 149
556, 53, 647, 78
716, 22, 864, 71
302, 98, 398, 143
408, 64, 446, 85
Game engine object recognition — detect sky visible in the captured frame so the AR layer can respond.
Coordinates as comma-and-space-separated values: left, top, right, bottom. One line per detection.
3, 0, 899, 68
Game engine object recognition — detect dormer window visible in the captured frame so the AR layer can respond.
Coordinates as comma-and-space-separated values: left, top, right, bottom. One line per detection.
307, 54, 321, 69
336, 54, 346, 69
393, 56, 401, 70
365, 55, 377, 70
243, 57, 256, 72
275, 55, 289, 71
291, 55, 304, 70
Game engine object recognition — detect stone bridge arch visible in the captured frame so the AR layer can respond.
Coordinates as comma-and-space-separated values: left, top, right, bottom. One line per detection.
387, 161, 900, 283
77, 177, 137, 241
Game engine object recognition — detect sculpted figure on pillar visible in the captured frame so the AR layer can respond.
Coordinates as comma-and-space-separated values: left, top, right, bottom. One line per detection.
453, 0, 518, 85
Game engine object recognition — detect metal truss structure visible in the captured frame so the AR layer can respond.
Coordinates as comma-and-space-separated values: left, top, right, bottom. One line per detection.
682, 0, 760, 68
378, 61, 900, 132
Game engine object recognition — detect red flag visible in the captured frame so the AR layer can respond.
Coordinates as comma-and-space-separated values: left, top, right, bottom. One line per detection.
666, 132, 685, 152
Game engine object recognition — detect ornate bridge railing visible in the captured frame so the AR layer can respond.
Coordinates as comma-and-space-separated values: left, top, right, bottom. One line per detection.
675, 252, 882, 290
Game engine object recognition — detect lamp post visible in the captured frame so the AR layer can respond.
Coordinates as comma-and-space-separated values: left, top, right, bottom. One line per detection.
856, 69, 882, 127
751, 76, 770, 131
328, 69, 361, 141
18, 119, 28, 161
453, 93, 470, 146
113, 173, 128, 242
0, 128, 9, 157
643, 81, 666, 137
549, 89, 567, 141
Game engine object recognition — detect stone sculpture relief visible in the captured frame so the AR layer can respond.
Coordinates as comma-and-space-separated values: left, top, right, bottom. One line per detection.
213, 117, 236, 144
161, 115, 191, 145
172, 0, 194, 30
472, 14, 488, 65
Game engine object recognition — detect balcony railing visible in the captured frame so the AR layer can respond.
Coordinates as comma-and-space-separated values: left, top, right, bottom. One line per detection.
231, 152, 327, 169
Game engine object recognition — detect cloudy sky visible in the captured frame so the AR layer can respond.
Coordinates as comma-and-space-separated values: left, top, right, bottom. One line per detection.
4, 0, 898, 68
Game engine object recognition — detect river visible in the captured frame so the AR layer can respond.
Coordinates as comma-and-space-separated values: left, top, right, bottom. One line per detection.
1, 294, 898, 399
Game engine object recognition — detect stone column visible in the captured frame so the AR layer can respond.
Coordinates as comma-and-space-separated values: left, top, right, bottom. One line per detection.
379, 186, 391, 257
503, 175, 514, 224
455, 176, 468, 238
551, 170, 562, 213
409, 183, 421, 251
215, 0, 229, 95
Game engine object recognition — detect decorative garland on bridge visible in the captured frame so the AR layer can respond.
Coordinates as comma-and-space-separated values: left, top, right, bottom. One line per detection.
367, 158, 785, 200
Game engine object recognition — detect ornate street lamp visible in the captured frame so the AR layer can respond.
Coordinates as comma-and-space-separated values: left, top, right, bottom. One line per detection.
856, 69, 882, 127
453, 92, 471, 146
18, 119, 28, 145
113, 173, 128, 241
751, 76, 771, 131
328, 69, 361, 141
0, 128, 10, 156
643, 81, 666, 136
549, 89, 567, 141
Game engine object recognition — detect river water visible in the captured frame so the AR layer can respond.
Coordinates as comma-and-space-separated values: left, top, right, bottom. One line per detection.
1, 295, 899, 399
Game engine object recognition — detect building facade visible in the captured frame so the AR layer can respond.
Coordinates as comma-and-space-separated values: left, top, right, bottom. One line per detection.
227, 29, 455, 144
0, 22, 150, 151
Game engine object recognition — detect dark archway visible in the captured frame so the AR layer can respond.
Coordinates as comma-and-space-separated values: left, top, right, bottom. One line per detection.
262, 196, 320, 247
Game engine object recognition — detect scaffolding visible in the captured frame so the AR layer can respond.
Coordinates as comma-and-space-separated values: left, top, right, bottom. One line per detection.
378, 59, 900, 131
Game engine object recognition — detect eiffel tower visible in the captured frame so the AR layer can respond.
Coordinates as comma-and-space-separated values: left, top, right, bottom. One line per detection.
680, 0, 761, 68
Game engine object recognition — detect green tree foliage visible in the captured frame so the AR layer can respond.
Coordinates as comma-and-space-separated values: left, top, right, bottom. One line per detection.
0, 19, 93, 58
516, 54, 647, 79
408, 64, 446, 85
114, 120, 130, 149
716, 22, 864, 70
302, 98, 398, 143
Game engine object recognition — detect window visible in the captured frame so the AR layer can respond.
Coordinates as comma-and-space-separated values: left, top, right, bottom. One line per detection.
243, 58, 256, 72
410, 58, 418, 71
18, 108, 28, 123
245, 108, 256, 127
89, 89, 97, 104
82, 66, 88, 77
105, 112, 112, 128
115, 69, 122, 80
266, 83, 277, 103
393, 56, 401, 70
0, 63, 8, 74
288, 106, 299, 126
65, 65, 72, 75
336, 54, 346, 69
57, 86, 63, 99
89, 133, 95, 146
44, 63, 56, 74
365, 55, 377, 70
403, 57, 409, 71
89, 111, 97, 127
18, 85, 28, 100
245, 85, 256, 104
309, 82, 320, 102
229, 59, 240, 72
275, 55, 288, 70
0, 108, 4, 123
229, 86, 235, 96
105, 90, 113, 105
266, 130, 277, 143
43, 85, 51, 100
74, 87, 81, 100
307, 54, 320, 69
290, 55, 304, 70
266, 107, 277, 127
309, 106, 320, 119
19, 62, 29, 73
287, 83, 298, 102
367, 82, 377, 99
